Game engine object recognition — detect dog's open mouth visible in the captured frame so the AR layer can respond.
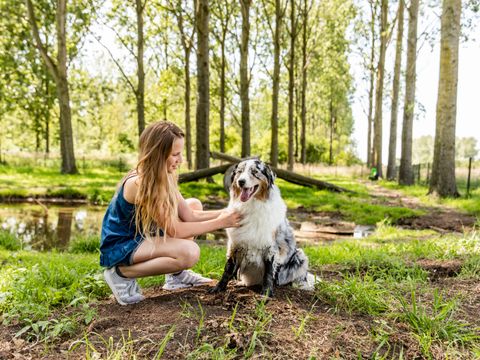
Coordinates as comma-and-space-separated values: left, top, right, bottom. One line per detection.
240, 185, 259, 202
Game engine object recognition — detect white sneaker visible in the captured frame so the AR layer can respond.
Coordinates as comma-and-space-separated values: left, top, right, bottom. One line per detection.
294, 272, 318, 291
162, 270, 213, 290
103, 267, 145, 305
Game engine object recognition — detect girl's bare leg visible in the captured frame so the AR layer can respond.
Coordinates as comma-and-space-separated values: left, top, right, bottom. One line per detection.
119, 197, 204, 278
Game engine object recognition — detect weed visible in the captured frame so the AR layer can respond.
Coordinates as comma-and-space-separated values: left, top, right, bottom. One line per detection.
397, 290, 479, 356
315, 273, 390, 315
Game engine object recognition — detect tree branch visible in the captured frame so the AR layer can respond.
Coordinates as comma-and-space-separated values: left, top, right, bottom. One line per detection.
93, 35, 137, 95
25, 0, 58, 82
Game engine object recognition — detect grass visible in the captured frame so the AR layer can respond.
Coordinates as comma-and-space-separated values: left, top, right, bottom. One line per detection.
1, 226, 479, 357
379, 179, 480, 217
398, 290, 479, 356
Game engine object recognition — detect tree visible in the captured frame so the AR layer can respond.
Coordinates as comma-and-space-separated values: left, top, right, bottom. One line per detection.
398, 0, 419, 185
371, 0, 387, 178
262, 0, 287, 167
366, 0, 379, 168
287, 0, 299, 171
456, 137, 478, 160
170, 0, 196, 169
240, 0, 252, 157
429, 0, 462, 198
299, 0, 312, 164
386, 0, 404, 180
195, 0, 210, 170
26, 0, 77, 174
94, 0, 147, 138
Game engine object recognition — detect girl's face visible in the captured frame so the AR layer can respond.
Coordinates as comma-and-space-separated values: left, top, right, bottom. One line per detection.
167, 137, 184, 173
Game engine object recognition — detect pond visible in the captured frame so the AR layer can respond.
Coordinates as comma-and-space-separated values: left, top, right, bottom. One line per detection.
0, 203, 106, 251
0, 203, 228, 251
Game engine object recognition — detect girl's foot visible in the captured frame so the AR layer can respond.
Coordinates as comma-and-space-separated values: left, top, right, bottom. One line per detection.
162, 270, 212, 290
103, 267, 145, 305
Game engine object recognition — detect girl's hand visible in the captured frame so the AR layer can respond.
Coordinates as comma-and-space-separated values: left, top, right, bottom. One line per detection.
218, 209, 242, 228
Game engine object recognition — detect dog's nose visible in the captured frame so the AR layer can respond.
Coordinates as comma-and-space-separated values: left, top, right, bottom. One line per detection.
238, 179, 246, 188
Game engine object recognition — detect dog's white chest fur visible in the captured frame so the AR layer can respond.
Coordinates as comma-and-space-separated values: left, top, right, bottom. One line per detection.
226, 185, 286, 286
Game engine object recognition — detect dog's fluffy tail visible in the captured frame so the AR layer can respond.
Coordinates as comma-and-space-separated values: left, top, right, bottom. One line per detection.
276, 248, 309, 286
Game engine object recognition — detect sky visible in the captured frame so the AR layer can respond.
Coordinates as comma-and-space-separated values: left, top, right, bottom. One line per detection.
350, 12, 480, 163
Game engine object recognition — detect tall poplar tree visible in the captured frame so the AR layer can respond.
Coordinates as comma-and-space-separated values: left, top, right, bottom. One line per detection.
372, 0, 388, 177
386, 0, 404, 180
429, 0, 461, 197
398, 0, 419, 185
26, 0, 77, 174
195, 0, 210, 169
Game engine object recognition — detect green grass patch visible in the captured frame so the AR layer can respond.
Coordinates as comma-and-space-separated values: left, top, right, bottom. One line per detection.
0, 230, 22, 251
278, 179, 421, 225
68, 235, 100, 254
398, 290, 479, 356
379, 180, 480, 217
315, 273, 390, 315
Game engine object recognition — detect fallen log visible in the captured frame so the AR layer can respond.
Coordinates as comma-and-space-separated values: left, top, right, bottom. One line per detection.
210, 151, 354, 193
178, 163, 233, 183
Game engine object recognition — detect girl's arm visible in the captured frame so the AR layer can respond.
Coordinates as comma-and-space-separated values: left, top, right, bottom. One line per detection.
169, 209, 241, 239
177, 192, 223, 222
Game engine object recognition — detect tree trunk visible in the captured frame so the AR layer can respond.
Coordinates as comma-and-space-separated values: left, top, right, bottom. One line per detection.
45, 73, 50, 154
287, 0, 296, 171
328, 96, 334, 165
136, 0, 145, 136
56, 0, 77, 174
220, 36, 226, 153
366, 0, 378, 168
372, 0, 387, 178
270, 0, 283, 167
173, 6, 194, 169
240, 0, 251, 158
399, 0, 419, 185
26, 0, 77, 174
185, 46, 193, 169
300, 0, 308, 164
386, 0, 404, 180
428, 0, 461, 198
195, 0, 210, 170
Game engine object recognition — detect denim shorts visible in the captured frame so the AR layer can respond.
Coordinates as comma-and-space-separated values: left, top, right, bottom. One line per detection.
100, 235, 145, 268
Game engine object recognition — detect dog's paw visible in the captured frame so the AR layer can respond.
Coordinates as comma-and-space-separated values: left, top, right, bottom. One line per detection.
261, 286, 274, 298
207, 285, 223, 294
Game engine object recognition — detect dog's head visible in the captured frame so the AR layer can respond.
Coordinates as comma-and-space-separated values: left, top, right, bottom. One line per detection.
230, 159, 276, 202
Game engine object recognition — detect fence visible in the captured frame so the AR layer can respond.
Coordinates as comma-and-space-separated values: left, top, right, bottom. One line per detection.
410, 158, 478, 196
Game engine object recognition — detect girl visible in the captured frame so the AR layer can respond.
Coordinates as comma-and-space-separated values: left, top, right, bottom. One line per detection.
100, 121, 241, 305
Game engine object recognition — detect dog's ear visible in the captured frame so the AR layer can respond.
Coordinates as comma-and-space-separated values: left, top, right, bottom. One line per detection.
230, 163, 239, 186
263, 163, 276, 188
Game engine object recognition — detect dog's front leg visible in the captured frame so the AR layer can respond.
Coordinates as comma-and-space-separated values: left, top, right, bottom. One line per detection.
208, 257, 237, 294
261, 256, 276, 297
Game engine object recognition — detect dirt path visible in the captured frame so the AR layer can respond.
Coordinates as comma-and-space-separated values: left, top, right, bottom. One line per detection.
357, 181, 476, 233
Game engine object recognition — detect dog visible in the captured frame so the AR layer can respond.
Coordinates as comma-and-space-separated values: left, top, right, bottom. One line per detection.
209, 158, 314, 297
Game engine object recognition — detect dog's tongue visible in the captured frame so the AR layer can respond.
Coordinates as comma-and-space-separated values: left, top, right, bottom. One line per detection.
240, 187, 254, 202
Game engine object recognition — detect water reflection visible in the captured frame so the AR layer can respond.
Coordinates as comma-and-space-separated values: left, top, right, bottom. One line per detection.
0, 204, 106, 251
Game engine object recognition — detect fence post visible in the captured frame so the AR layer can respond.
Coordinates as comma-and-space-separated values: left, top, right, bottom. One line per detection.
466, 157, 472, 197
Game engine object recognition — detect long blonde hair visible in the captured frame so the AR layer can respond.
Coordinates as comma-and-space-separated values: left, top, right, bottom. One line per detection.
134, 121, 184, 239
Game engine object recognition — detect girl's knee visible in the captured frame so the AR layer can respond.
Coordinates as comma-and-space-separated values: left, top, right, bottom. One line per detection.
186, 197, 203, 211
180, 242, 200, 269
